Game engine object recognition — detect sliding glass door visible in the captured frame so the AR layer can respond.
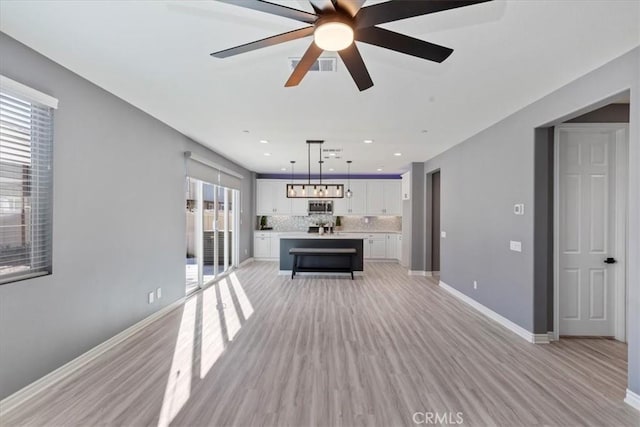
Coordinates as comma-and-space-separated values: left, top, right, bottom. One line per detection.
186, 177, 239, 293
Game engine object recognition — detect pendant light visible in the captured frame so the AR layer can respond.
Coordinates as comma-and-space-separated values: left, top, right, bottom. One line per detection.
285, 140, 344, 198
346, 160, 353, 198
288, 160, 296, 197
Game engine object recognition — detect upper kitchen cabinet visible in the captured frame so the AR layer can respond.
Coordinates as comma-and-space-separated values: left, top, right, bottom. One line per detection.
366, 180, 401, 215
334, 181, 367, 215
257, 180, 291, 215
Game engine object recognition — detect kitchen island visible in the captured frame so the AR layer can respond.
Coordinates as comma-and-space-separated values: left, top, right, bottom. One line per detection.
278, 233, 365, 275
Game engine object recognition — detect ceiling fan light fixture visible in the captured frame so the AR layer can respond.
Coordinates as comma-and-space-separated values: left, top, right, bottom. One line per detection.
314, 21, 354, 51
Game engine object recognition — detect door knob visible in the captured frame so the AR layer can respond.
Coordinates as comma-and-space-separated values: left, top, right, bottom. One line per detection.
604, 257, 617, 264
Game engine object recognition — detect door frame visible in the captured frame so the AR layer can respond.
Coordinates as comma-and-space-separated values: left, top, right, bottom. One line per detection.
553, 123, 629, 341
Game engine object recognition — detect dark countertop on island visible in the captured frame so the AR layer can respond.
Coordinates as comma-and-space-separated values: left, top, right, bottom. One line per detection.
279, 235, 364, 272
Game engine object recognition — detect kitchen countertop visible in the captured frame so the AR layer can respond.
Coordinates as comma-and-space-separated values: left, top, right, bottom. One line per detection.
278, 232, 367, 239
255, 230, 401, 234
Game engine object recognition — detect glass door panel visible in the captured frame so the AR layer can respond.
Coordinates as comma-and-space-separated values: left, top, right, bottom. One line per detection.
185, 177, 201, 294
185, 178, 240, 293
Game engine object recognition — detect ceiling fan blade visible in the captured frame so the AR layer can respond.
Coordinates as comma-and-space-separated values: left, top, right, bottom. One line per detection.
285, 43, 324, 87
334, 0, 366, 17
211, 26, 314, 58
308, 0, 335, 14
356, 26, 453, 63
338, 44, 373, 91
214, 0, 317, 24
355, 0, 492, 28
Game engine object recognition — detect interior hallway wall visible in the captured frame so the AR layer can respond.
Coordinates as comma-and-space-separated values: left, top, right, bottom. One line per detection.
0, 32, 253, 400
414, 47, 639, 395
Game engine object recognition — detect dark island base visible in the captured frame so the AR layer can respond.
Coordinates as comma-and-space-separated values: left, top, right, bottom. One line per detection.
279, 238, 364, 272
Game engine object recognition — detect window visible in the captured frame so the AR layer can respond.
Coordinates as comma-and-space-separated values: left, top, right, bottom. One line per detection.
0, 76, 56, 284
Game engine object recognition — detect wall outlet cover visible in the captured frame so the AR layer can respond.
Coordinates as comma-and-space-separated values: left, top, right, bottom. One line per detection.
513, 203, 525, 215
510, 240, 522, 252
148, 292, 155, 304
441, 231, 447, 238
156, 288, 162, 299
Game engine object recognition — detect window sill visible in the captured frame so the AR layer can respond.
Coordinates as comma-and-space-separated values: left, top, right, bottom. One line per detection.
0, 271, 51, 286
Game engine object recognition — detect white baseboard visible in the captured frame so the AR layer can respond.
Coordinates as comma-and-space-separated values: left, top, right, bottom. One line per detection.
439, 280, 541, 344
0, 296, 186, 415
625, 389, 640, 412
408, 270, 433, 277
547, 331, 557, 341
532, 334, 550, 344
239, 257, 254, 268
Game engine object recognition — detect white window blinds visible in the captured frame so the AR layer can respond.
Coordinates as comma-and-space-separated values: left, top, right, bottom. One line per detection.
0, 84, 55, 284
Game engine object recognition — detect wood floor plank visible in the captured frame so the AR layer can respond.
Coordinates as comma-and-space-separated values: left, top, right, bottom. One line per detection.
2, 261, 638, 426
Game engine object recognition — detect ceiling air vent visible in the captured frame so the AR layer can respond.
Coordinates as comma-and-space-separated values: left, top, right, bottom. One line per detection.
288, 57, 337, 72
323, 147, 343, 160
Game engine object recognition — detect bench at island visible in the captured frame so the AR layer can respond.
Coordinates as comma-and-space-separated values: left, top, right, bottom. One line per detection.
278, 233, 365, 277
289, 247, 357, 279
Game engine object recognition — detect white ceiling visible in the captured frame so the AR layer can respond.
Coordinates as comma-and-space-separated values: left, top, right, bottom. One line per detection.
1, 0, 638, 174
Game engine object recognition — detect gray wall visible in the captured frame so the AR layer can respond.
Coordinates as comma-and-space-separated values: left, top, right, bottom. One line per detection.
415, 47, 639, 394
0, 33, 253, 400
566, 102, 630, 122
533, 127, 554, 334
431, 171, 441, 271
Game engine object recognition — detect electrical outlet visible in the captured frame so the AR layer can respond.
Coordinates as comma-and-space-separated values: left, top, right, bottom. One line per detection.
156, 288, 162, 299
148, 292, 155, 304
513, 203, 525, 215
473, 280, 478, 290
510, 240, 522, 252
441, 231, 446, 238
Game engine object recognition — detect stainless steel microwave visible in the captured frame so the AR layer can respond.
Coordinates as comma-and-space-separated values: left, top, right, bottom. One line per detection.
308, 200, 333, 215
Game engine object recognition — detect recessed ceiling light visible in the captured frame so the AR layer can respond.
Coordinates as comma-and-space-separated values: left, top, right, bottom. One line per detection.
280, 167, 287, 171
329, 168, 334, 171
377, 168, 383, 171
394, 152, 402, 156
421, 129, 428, 133
259, 139, 268, 144
363, 139, 373, 144
242, 130, 250, 133
264, 153, 271, 156
329, 153, 336, 156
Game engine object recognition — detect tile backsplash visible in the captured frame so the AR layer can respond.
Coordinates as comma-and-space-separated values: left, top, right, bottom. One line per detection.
257, 215, 401, 232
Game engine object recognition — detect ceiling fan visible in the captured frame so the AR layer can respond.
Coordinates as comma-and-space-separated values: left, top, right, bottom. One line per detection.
211, 0, 491, 91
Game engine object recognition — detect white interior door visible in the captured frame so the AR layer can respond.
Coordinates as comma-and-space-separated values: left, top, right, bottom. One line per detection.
557, 126, 619, 337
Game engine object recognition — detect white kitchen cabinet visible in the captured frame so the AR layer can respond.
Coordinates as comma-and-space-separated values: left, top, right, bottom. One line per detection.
366, 180, 402, 215
369, 238, 387, 258
396, 234, 402, 262
336, 181, 367, 215
356, 233, 387, 259
401, 171, 411, 200
257, 180, 291, 215
385, 234, 397, 259
290, 198, 308, 216
257, 179, 401, 217
254, 234, 271, 258
254, 232, 280, 259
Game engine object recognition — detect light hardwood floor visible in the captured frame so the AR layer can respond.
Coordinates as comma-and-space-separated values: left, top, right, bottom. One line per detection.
2, 262, 638, 426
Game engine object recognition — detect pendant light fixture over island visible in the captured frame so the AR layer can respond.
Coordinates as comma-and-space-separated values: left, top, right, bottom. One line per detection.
286, 140, 344, 198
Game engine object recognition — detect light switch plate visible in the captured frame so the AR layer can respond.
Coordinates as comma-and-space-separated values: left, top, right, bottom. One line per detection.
441, 231, 447, 238
148, 292, 155, 304
156, 288, 162, 299
510, 240, 522, 252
